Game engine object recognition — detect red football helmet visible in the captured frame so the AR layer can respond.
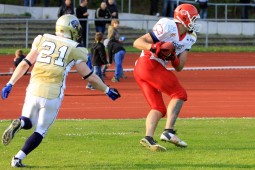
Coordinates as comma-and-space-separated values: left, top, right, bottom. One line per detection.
174, 4, 201, 32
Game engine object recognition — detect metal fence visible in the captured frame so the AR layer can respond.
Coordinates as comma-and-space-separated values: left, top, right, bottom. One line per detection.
0, 18, 254, 49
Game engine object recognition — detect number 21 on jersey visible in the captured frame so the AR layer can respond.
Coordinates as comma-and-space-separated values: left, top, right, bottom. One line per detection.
37, 41, 68, 67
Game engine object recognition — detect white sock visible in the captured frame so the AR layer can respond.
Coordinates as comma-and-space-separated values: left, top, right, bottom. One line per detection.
15, 150, 27, 160
20, 119, 25, 128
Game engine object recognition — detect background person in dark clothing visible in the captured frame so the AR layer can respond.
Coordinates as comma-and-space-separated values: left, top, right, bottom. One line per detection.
58, 0, 63, 6
14, 49, 26, 68
107, 28, 126, 82
58, 0, 74, 18
91, 32, 108, 84
107, 0, 118, 19
150, 0, 159, 16
240, 0, 251, 19
76, 0, 89, 47
195, 0, 208, 19
95, 1, 111, 34
24, 0, 34, 6
44, 0, 50, 7
14, 49, 28, 74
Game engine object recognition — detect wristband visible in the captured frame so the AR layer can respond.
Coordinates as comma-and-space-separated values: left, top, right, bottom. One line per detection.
104, 87, 110, 94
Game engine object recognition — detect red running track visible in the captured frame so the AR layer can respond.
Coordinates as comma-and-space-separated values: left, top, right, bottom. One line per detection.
0, 52, 255, 119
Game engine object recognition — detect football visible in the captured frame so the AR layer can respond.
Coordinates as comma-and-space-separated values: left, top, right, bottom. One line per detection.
160, 42, 175, 56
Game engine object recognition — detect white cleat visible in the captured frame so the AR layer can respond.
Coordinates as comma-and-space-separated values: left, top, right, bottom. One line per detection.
2, 119, 22, 146
160, 131, 187, 148
11, 157, 26, 168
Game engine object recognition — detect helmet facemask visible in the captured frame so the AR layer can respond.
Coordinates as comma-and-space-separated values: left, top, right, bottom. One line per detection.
188, 14, 201, 32
176, 10, 201, 32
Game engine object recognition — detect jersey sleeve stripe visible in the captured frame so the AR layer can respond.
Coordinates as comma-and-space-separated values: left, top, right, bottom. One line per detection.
149, 31, 159, 43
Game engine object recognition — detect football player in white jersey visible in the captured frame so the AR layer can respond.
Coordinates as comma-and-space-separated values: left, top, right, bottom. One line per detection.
1, 14, 120, 167
133, 4, 201, 151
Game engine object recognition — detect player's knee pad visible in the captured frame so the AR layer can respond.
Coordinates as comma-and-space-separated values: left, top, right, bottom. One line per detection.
20, 116, 32, 130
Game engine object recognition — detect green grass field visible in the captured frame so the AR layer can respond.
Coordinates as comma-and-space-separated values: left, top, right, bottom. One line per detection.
0, 119, 254, 169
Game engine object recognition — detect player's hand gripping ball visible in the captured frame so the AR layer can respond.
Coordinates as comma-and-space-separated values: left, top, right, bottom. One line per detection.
158, 42, 176, 61
150, 42, 176, 61
150, 42, 164, 56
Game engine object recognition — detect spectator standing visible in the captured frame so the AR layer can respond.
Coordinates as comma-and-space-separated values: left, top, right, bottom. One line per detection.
44, 0, 50, 7
24, 0, 35, 6
150, 0, 159, 16
162, 0, 170, 17
107, 0, 119, 19
169, 0, 177, 17
195, 0, 208, 19
163, 0, 177, 17
95, 1, 111, 34
240, 0, 251, 20
76, 0, 89, 47
89, 32, 108, 89
106, 19, 126, 79
107, 24, 126, 82
58, 0, 63, 6
58, 0, 74, 18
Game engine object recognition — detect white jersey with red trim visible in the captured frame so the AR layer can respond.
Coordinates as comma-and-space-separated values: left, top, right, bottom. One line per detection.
141, 18, 197, 66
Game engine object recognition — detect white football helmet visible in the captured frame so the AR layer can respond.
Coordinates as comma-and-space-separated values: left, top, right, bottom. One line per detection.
55, 14, 82, 42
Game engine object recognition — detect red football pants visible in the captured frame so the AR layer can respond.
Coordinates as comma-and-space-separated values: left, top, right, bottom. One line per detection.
134, 57, 187, 116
